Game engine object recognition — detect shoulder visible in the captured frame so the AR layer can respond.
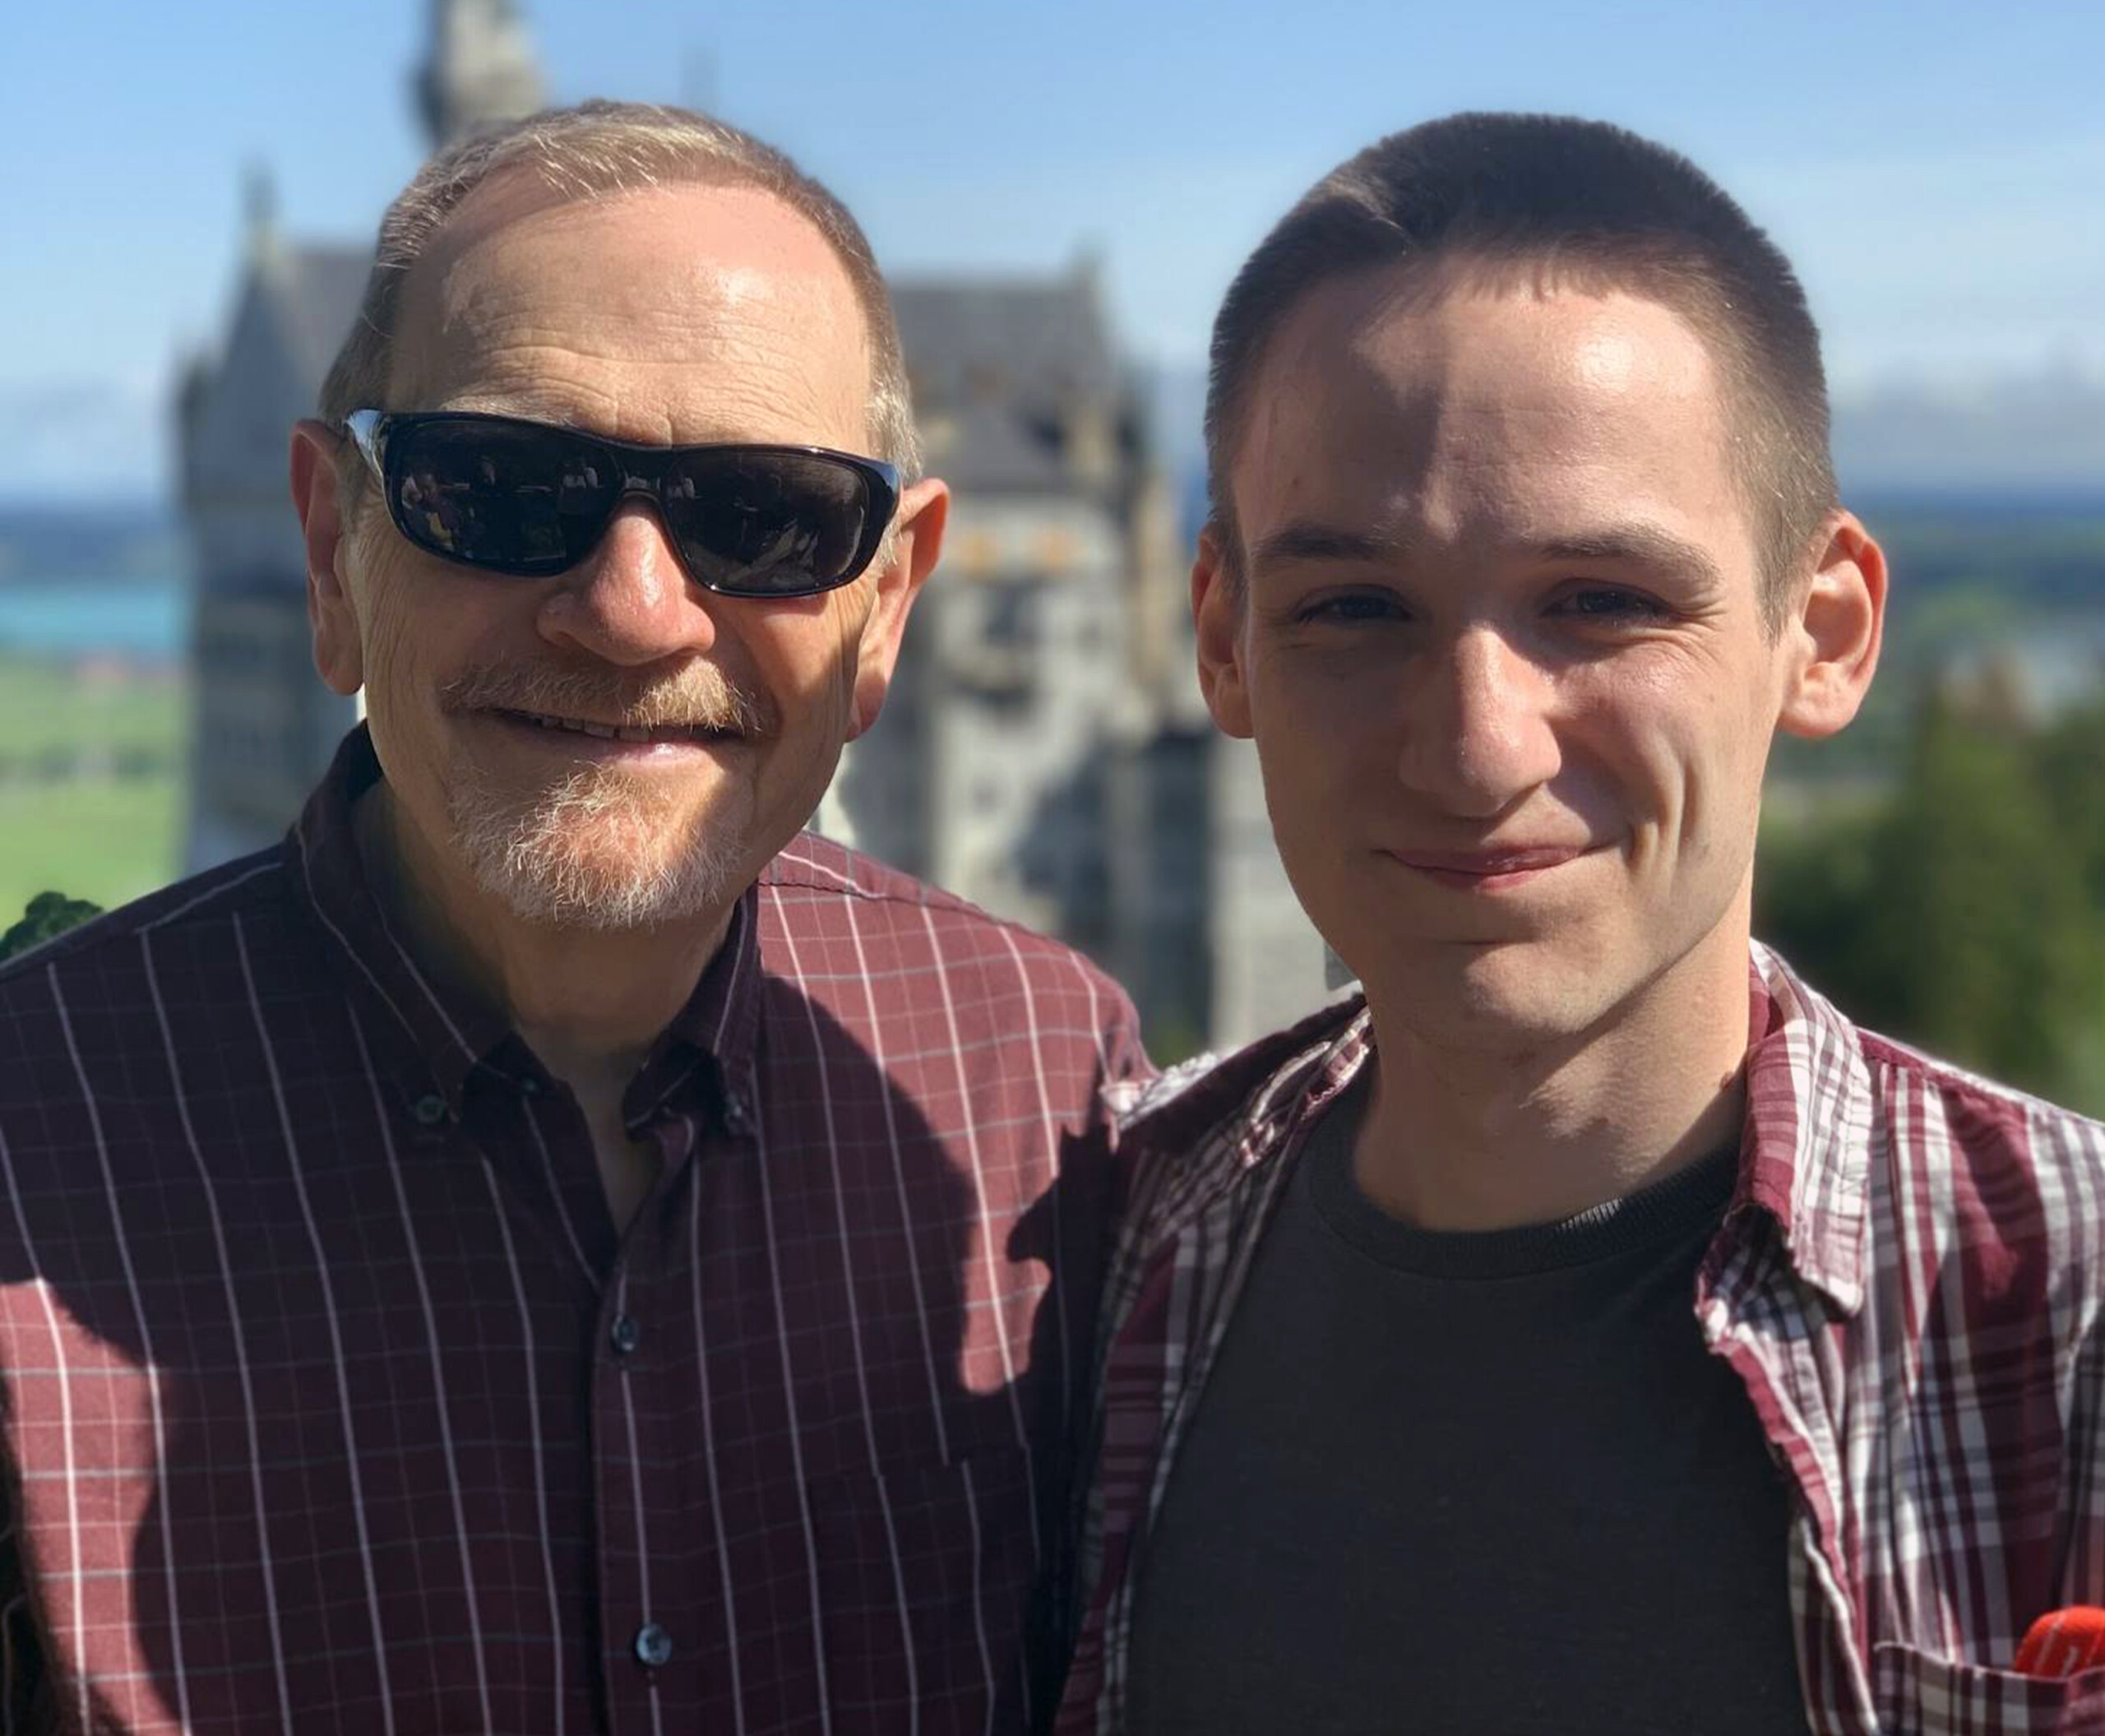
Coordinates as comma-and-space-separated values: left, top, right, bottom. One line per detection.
1757, 947, 2105, 1306
1855, 1022, 2105, 1182
1758, 942, 2103, 1169
0, 849, 295, 1146
755, 835, 1145, 1095
0, 849, 289, 1008
760, 831, 1137, 1012
1119, 997, 1368, 1205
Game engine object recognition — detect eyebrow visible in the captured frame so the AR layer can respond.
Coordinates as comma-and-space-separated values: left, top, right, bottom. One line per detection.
438, 392, 596, 430
1249, 518, 1726, 590
1534, 526, 1725, 589
1248, 522, 1404, 572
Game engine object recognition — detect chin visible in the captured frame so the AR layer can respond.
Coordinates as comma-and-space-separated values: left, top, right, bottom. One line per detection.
1354, 930, 1632, 1049
449, 777, 754, 931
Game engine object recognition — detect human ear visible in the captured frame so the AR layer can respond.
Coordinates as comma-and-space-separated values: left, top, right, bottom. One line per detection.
289, 419, 365, 698
848, 476, 948, 740
1192, 525, 1254, 739
1777, 512, 1886, 740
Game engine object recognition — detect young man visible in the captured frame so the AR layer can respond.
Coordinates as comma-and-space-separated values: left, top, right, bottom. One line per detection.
0, 103, 1143, 1734
1060, 113, 2105, 1735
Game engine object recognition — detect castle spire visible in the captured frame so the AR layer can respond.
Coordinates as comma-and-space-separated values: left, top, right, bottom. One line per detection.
415, 0, 545, 150
242, 159, 281, 270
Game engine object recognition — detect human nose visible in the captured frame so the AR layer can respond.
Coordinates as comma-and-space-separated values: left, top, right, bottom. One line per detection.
1395, 626, 1561, 817
536, 500, 719, 665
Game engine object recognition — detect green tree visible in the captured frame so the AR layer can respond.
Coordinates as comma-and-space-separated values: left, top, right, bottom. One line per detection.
0, 891, 104, 963
1756, 802, 1882, 1013
2033, 696, 2105, 907
1854, 698, 2105, 1095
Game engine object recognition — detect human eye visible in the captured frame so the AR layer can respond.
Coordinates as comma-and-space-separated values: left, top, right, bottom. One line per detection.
1548, 584, 1672, 625
1291, 589, 1410, 627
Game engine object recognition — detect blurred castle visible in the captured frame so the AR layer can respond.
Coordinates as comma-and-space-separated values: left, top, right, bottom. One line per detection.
173, 0, 1325, 1051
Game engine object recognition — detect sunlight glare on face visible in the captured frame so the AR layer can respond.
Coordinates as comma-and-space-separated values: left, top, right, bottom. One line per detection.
1226, 277, 1784, 1050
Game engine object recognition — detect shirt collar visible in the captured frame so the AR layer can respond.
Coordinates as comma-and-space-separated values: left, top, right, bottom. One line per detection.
1131, 942, 1874, 1317
628, 886, 763, 1118
1736, 942, 1873, 1316
286, 724, 765, 1116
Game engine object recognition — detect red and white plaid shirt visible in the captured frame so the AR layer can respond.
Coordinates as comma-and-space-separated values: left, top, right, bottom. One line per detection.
1057, 945, 2105, 1735
0, 726, 1146, 1736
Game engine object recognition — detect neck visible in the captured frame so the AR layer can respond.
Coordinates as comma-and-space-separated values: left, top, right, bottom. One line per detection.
353, 784, 736, 1090
1352, 922, 1753, 1232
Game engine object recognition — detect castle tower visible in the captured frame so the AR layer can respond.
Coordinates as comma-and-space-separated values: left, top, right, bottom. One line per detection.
414, 0, 546, 150
181, 8, 550, 870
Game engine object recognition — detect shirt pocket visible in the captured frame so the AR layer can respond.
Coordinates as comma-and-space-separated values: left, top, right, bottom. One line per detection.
1873, 1641, 2105, 1734
807, 1447, 1038, 1727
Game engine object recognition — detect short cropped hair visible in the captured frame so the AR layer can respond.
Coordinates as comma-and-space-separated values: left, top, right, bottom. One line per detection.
319, 99, 919, 480
1206, 113, 1836, 622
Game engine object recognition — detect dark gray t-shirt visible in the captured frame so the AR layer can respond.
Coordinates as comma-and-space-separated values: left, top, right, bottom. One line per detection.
1125, 1079, 1811, 1734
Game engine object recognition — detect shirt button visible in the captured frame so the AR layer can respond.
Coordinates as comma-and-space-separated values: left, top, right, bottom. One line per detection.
633, 1622, 673, 1668
413, 1093, 449, 1127
520, 1075, 544, 1098
721, 1090, 751, 1135
610, 1313, 641, 1356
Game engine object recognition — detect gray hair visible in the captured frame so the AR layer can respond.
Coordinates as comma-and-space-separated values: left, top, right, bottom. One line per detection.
319, 99, 920, 480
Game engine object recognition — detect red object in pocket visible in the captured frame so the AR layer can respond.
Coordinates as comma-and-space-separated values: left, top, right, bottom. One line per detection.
2014, 1608, 2105, 1678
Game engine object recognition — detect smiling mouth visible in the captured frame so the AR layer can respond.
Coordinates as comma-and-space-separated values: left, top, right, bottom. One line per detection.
1385, 845, 1598, 887
493, 708, 740, 745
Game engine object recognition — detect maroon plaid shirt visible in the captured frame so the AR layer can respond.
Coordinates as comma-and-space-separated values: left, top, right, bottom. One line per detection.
0, 726, 1146, 1736
1060, 948, 2105, 1735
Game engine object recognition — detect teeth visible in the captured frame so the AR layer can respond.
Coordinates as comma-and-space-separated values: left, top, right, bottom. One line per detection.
516, 710, 705, 743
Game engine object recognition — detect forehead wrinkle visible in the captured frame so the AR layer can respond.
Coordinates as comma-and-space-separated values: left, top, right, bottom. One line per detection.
389, 180, 872, 447
425, 340, 848, 448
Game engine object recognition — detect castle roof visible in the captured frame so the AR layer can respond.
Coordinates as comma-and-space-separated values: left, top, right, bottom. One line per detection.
892, 275, 1121, 415
271, 247, 372, 389
186, 247, 1134, 508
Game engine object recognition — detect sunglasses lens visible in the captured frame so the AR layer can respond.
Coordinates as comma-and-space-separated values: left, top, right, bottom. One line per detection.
377, 418, 892, 594
385, 420, 618, 574
663, 450, 884, 595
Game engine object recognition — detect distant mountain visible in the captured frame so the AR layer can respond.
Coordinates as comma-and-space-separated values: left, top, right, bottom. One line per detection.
1833, 367, 2105, 498
1147, 355, 2105, 533
0, 379, 163, 507
0, 502, 180, 586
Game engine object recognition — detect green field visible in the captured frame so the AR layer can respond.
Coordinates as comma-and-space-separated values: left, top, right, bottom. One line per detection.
0, 655, 186, 928
0, 655, 183, 760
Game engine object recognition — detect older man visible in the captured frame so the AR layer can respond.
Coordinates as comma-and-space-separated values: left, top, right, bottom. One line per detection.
1061, 114, 2105, 1734
0, 103, 1143, 1734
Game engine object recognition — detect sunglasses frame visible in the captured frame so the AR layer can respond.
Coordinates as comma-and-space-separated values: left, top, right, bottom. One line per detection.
341, 409, 902, 599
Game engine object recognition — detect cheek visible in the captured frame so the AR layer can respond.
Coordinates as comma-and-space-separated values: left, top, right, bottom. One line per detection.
1247, 640, 1395, 763
346, 549, 419, 707
1560, 667, 1769, 859
756, 592, 869, 711
349, 544, 502, 729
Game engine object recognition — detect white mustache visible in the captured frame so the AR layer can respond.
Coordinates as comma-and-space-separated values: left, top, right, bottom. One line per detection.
439, 662, 772, 738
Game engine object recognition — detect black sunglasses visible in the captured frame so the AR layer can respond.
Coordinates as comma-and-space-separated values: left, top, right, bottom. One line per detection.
343, 410, 901, 598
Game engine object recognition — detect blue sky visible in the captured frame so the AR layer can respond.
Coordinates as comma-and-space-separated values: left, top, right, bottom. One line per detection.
7, 0, 2103, 498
